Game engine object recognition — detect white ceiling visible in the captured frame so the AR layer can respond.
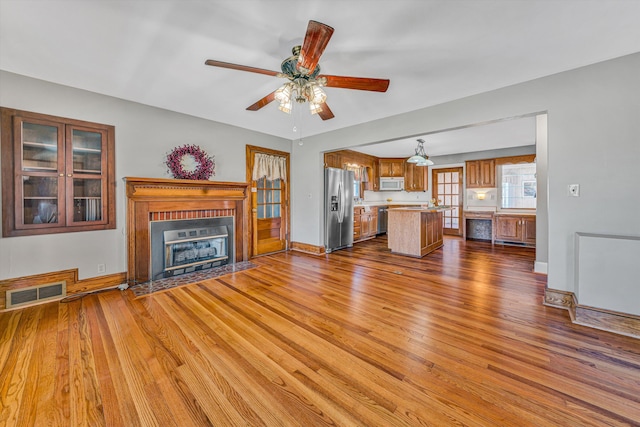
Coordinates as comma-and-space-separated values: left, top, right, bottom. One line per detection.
353, 115, 537, 158
1, 0, 639, 156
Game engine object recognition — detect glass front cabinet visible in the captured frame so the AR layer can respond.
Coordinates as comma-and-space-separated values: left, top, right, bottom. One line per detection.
1, 108, 115, 237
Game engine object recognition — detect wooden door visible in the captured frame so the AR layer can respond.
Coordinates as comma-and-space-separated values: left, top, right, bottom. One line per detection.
246, 145, 290, 257
432, 167, 463, 236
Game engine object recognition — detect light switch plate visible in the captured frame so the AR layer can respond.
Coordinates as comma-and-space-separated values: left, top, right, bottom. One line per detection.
568, 184, 580, 197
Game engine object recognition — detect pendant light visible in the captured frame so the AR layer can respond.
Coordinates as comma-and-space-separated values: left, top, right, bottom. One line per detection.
406, 139, 434, 166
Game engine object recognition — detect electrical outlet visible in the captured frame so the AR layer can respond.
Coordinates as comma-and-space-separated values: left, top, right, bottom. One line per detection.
97, 263, 106, 273
568, 184, 580, 197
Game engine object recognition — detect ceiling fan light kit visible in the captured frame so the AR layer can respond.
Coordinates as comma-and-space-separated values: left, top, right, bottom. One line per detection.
205, 20, 390, 120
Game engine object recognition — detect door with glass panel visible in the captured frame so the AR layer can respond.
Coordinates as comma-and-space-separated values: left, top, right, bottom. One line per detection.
432, 167, 463, 236
247, 146, 290, 256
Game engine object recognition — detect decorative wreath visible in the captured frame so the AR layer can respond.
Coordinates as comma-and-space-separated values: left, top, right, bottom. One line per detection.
165, 144, 215, 180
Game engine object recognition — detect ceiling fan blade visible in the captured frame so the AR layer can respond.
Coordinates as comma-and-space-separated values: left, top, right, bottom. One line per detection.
319, 75, 390, 92
317, 102, 334, 121
246, 91, 277, 111
205, 59, 280, 77
297, 20, 334, 75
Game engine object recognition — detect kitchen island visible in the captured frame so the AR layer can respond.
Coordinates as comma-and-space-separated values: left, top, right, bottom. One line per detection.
387, 206, 449, 257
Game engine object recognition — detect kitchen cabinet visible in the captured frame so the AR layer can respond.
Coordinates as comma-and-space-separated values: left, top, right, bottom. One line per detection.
494, 214, 536, 246
404, 162, 427, 191
1, 108, 116, 237
354, 206, 378, 242
466, 159, 495, 188
379, 159, 405, 177
368, 161, 379, 191
324, 152, 342, 169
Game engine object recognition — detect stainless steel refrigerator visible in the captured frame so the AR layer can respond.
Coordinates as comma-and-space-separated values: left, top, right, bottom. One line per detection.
324, 167, 355, 253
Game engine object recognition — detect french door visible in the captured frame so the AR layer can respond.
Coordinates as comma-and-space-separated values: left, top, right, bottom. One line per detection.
246, 145, 290, 257
432, 167, 463, 236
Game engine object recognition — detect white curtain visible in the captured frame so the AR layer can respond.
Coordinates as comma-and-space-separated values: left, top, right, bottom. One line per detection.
344, 164, 366, 182
252, 153, 287, 182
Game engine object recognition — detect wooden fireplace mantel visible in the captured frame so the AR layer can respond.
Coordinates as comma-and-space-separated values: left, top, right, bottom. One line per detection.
124, 177, 249, 285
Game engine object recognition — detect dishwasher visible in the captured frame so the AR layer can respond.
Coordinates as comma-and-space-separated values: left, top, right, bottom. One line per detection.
377, 206, 388, 234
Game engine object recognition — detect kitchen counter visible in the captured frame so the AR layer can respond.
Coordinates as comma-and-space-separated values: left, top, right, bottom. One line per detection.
387, 207, 446, 257
354, 201, 430, 208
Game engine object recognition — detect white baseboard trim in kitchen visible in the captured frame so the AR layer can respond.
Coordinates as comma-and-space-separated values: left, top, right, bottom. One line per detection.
534, 261, 548, 274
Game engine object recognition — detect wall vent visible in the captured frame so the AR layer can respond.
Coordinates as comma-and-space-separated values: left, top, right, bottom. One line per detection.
6, 281, 67, 309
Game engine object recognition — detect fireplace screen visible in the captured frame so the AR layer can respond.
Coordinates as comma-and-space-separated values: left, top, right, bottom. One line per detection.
163, 225, 228, 277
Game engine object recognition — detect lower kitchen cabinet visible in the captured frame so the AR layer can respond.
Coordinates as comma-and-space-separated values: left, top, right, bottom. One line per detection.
354, 206, 378, 242
494, 214, 536, 246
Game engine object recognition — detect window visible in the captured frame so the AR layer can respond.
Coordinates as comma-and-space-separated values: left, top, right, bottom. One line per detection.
256, 177, 281, 219
499, 163, 536, 209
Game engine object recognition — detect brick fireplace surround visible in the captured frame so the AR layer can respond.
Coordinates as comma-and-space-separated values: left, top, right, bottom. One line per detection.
125, 177, 249, 285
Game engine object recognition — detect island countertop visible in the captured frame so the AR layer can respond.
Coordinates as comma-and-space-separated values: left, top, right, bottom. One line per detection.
387, 208, 445, 257
388, 205, 452, 212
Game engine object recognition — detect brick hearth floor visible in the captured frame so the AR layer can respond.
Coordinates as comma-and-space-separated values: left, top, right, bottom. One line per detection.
129, 261, 257, 297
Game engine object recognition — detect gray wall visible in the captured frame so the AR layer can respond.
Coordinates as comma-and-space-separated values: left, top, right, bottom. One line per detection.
0, 71, 290, 280
291, 53, 640, 298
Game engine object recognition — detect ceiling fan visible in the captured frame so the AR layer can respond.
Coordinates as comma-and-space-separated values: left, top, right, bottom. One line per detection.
205, 20, 390, 121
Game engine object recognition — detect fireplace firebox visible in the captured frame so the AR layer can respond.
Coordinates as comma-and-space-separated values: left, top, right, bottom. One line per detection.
150, 217, 234, 281
163, 225, 228, 277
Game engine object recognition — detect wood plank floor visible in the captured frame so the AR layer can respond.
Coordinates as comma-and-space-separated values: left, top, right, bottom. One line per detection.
1, 236, 639, 426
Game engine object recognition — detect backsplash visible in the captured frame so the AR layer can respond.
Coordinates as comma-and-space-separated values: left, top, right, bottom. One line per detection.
363, 190, 432, 203
466, 188, 497, 208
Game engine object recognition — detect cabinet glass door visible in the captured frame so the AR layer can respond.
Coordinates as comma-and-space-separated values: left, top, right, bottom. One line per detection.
16, 118, 64, 228
67, 127, 106, 225
21, 176, 60, 225
20, 122, 61, 171
71, 128, 103, 174
71, 178, 103, 223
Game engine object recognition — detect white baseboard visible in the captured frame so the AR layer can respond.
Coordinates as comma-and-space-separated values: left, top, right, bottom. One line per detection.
534, 261, 548, 274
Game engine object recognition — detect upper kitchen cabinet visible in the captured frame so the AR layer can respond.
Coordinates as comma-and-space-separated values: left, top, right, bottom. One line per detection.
368, 161, 379, 191
324, 151, 342, 169
465, 159, 496, 188
379, 158, 405, 177
1, 108, 116, 237
404, 162, 427, 192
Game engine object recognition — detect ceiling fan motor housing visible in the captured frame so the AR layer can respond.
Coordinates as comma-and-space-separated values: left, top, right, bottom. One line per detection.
281, 46, 321, 79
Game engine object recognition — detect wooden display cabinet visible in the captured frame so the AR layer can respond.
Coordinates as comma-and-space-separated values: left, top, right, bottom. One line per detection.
1, 108, 116, 237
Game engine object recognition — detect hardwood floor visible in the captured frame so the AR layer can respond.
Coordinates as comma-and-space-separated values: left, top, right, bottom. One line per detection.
2, 236, 639, 426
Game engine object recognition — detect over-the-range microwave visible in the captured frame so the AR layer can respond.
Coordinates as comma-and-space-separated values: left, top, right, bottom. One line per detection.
379, 177, 405, 191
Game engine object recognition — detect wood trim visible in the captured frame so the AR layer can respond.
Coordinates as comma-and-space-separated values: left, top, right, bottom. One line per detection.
0, 269, 126, 311
124, 177, 249, 285
544, 288, 639, 338
543, 288, 576, 310
574, 305, 640, 339
494, 154, 536, 165
290, 241, 326, 255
